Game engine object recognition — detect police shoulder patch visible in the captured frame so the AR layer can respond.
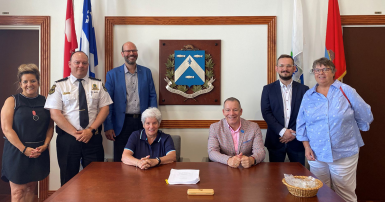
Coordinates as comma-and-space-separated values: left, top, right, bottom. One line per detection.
102, 83, 107, 92
49, 84, 56, 95
89, 77, 101, 81
55, 77, 68, 83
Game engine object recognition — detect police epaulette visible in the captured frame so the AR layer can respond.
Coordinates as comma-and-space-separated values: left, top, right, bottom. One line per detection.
55, 77, 68, 83
89, 77, 101, 81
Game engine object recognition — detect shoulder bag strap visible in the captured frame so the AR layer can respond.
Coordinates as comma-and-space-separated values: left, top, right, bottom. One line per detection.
339, 86, 351, 105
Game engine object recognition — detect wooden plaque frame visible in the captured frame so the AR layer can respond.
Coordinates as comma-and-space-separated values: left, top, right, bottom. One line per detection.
105, 16, 276, 128
159, 40, 221, 105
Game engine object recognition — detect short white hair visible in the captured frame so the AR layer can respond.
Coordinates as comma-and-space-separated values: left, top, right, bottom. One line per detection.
141, 107, 162, 125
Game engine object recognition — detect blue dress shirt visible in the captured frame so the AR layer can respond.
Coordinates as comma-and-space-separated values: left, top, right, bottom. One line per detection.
296, 80, 373, 162
124, 129, 175, 159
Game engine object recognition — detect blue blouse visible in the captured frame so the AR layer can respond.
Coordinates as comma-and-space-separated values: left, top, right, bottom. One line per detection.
296, 80, 373, 162
124, 129, 175, 159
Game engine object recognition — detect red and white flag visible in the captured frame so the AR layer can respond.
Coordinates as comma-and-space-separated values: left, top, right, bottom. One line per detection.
63, 0, 78, 78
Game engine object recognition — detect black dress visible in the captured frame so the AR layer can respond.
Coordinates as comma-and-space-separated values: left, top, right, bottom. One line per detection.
1, 94, 50, 184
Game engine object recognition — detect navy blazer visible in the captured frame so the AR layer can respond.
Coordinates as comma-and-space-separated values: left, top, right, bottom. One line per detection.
103, 64, 157, 136
261, 80, 309, 152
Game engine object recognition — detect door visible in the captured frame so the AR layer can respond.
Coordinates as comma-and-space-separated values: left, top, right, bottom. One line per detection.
0, 29, 39, 195
343, 27, 385, 201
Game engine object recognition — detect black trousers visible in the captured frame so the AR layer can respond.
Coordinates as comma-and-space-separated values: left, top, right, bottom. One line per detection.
268, 144, 305, 166
113, 115, 143, 162
56, 126, 104, 186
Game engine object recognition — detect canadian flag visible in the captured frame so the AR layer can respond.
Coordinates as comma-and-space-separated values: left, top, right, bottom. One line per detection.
63, 0, 78, 78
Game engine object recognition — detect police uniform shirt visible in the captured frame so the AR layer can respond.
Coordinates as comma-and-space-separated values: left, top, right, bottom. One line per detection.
44, 74, 113, 130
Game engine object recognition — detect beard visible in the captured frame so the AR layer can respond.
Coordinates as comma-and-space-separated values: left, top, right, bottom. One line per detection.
124, 55, 137, 65
279, 72, 293, 81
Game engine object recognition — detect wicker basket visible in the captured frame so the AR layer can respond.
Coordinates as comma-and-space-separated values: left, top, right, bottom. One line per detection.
282, 176, 323, 197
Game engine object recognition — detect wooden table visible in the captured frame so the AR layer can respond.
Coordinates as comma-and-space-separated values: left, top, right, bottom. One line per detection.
45, 162, 344, 202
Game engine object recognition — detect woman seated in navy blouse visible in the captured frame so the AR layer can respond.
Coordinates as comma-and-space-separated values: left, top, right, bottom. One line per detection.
122, 107, 176, 169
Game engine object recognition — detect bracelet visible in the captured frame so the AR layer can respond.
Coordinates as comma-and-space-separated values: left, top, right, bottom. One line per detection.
22, 146, 27, 154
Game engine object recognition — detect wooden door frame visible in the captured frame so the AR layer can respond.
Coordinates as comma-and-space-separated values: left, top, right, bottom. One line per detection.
0, 16, 50, 201
341, 15, 385, 25
340, 14, 385, 200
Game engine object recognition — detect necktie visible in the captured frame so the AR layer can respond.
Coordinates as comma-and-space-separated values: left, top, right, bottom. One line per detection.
78, 79, 89, 129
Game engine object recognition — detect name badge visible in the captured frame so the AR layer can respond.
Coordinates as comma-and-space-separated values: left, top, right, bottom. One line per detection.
63, 92, 70, 95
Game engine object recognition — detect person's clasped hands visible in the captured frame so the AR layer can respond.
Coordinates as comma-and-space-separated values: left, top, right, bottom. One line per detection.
72, 130, 93, 143
136, 155, 158, 170
25, 144, 49, 158
279, 129, 296, 143
227, 152, 254, 168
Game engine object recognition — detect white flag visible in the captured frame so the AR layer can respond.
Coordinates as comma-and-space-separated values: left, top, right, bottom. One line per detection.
292, 0, 304, 83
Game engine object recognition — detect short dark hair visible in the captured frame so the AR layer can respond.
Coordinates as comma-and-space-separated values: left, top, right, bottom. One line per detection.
223, 97, 241, 109
312, 57, 336, 73
70, 51, 88, 61
277, 54, 294, 65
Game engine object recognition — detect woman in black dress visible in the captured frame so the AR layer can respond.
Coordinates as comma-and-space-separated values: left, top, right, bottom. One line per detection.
1, 64, 53, 202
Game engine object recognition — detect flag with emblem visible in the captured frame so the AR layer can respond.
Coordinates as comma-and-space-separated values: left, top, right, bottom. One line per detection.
325, 0, 346, 80
291, 0, 304, 84
80, 0, 98, 78
63, 0, 78, 78
174, 50, 205, 87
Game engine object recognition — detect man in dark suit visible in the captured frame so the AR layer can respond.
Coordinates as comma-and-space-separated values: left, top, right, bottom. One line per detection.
261, 54, 309, 166
104, 41, 157, 162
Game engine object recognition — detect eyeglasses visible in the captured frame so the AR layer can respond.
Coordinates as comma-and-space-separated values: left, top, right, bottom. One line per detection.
122, 50, 138, 53
278, 64, 295, 68
73, 61, 89, 65
312, 68, 331, 74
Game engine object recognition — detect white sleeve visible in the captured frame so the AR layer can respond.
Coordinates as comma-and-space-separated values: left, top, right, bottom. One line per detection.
44, 83, 63, 110
278, 128, 286, 137
98, 82, 113, 108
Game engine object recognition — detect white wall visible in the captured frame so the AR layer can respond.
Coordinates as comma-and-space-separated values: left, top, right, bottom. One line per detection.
1, 0, 384, 190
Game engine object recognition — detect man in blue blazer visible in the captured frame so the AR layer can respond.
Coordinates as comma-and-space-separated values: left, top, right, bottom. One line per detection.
261, 54, 309, 166
104, 41, 157, 162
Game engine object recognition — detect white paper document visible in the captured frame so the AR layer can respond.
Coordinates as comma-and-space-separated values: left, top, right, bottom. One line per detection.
167, 169, 200, 185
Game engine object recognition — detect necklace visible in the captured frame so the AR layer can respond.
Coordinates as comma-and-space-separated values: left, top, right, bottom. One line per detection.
32, 109, 39, 121
20, 93, 39, 121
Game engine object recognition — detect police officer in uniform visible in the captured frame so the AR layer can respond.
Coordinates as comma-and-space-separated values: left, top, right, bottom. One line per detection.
45, 51, 113, 186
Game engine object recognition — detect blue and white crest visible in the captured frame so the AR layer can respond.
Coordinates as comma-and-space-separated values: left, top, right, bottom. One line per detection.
174, 50, 205, 87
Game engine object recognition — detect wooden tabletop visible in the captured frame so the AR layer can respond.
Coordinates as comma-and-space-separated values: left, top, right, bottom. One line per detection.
45, 162, 344, 202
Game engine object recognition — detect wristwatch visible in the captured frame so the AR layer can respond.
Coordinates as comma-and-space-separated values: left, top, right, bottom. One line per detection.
88, 127, 96, 134
252, 157, 257, 165
156, 157, 161, 166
